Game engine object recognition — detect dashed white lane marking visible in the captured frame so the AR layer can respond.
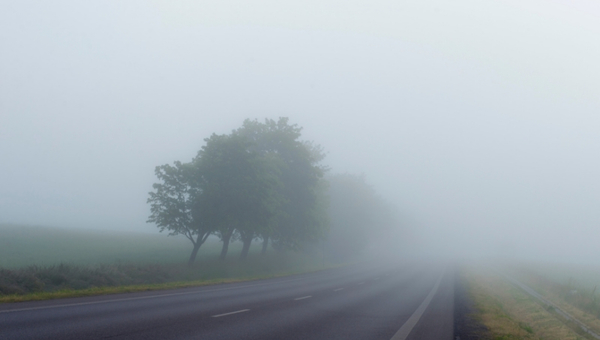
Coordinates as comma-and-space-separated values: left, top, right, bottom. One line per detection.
358, 282, 365, 285
294, 296, 312, 301
389, 271, 445, 340
333, 288, 344, 292
211, 309, 250, 318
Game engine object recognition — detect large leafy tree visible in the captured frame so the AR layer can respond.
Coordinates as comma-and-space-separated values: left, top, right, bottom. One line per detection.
195, 133, 281, 260
148, 118, 326, 264
234, 118, 328, 252
147, 161, 213, 266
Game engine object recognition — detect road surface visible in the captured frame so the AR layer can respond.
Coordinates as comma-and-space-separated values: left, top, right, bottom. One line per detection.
0, 263, 453, 340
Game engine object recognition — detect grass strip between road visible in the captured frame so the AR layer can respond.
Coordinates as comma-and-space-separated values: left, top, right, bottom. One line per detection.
465, 268, 586, 340
0, 265, 343, 304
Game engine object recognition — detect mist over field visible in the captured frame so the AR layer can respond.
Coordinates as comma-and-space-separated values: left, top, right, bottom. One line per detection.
2, 0, 600, 265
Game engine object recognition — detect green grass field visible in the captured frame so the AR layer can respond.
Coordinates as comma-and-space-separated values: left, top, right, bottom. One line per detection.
0, 224, 332, 301
0, 224, 267, 268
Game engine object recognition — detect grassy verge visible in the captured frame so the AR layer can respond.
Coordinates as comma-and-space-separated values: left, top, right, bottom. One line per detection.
1, 244, 345, 303
0, 225, 356, 303
465, 267, 585, 340
0, 224, 351, 304
0, 265, 335, 304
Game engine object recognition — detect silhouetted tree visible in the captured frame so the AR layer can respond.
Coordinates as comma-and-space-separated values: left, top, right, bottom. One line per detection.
147, 161, 213, 266
195, 133, 281, 260
234, 118, 329, 252
148, 117, 327, 263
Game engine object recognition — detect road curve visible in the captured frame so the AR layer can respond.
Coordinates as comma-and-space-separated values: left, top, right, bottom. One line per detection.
0, 263, 453, 340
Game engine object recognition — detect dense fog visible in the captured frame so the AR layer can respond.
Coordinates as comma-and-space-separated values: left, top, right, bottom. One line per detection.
2, 0, 600, 264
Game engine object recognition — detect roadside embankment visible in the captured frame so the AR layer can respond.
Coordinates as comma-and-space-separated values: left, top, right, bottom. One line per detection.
0, 254, 342, 303
457, 267, 584, 340
508, 266, 600, 338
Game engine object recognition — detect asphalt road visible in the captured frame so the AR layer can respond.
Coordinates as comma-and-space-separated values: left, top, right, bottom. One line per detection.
0, 263, 453, 340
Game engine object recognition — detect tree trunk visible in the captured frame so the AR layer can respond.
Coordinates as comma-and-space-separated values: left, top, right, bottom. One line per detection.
188, 242, 201, 266
240, 234, 253, 260
219, 229, 234, 260
261, 236, 269, 255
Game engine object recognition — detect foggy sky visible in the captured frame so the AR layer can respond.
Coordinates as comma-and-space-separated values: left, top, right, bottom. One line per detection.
2, 0, 600, 263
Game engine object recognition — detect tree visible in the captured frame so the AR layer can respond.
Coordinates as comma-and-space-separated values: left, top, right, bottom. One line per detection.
234, 118, 328, 252
194, 133, 281, 260
326, 173, 396, 260
147, 161, 213, 266
148, 118, 327, 264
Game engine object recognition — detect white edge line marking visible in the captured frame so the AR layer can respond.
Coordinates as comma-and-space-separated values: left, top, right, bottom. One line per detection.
390, 271, 445, 340
294, 295, 312, 300
0, 276, 308, 314
211, 309, 250, 318
334, 288, 344, 292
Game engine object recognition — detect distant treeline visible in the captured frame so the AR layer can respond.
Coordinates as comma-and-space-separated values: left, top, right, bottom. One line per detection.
148, 118, 399, 265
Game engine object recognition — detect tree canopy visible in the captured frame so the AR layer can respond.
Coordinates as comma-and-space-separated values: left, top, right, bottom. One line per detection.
146, 161, 213, 265
148, 118, 399, 265
234, 118, 328, 252
147, 118, 328, 264
194, 133, 282, 259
